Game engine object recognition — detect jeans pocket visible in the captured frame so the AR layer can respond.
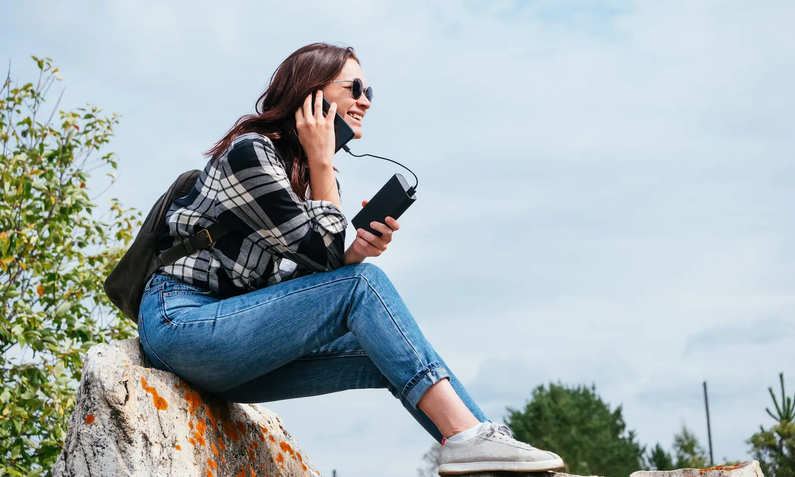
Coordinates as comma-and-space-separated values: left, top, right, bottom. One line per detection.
161, 288, 217, 325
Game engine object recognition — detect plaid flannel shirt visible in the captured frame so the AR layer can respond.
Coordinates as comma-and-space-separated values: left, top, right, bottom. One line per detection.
156, 132, 348, 297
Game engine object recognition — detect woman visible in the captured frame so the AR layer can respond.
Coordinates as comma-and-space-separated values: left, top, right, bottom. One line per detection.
138, 42, 564, 474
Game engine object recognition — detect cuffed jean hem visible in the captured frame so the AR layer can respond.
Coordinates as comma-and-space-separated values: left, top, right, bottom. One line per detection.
403, 361, 451, 409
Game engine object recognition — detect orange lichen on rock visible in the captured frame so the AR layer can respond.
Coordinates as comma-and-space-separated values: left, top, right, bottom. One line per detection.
207, 458, 218, 469
275, 453, 284, 463
236, 466, 246, 477
194, 419, 208, 447
268, 434, 275, 442
702, 463, 745, 473
175, 445, 181, 450
223, 421, 240, 442
249, 465, 256, 477
206, 406, 219, 432
217, 436, 227, 452
189, 422, 194, 430
140, 377, 169, 410
85, 414, 95, 424
302, 464, 308, 471
184, 392, 202, 416
206, 469, 214, 477
236, 421, 247, 436
189, 438, 197, 446
296, 452, 303, 462
279, 441, 294, 456
211, 443, 219, 456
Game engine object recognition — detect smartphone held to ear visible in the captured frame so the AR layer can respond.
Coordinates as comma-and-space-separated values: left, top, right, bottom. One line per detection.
310, 91, 355, 153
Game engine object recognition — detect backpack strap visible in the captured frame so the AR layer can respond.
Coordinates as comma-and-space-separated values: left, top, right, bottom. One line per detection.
157, 222, 232, 267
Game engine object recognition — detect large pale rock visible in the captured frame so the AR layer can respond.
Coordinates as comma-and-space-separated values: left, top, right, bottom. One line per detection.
630, 461, 763, 477
53, 339, 320, 477
456, 473, 601, 477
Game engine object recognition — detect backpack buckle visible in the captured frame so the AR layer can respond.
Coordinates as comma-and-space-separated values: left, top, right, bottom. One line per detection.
197, 228, 213, 249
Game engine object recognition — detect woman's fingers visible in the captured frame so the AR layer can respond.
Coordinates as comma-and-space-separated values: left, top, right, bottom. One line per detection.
302, 93, 314, 122
369, 221, 394, 240
295, 105, 304, 128
314, 90, 323, 121
328, 100, 337, 123
384, 217, 400, 231
357, 228, 388, 250
354, 235, 383, 257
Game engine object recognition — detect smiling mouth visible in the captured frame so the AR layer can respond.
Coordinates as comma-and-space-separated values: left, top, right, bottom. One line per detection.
347, 112, 363, 122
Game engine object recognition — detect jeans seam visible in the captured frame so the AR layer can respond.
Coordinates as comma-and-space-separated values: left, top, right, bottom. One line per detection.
138, 311, 177, 374
213, 276, 359, 319
157, 291, 177, 327
358, 273, 423, 363
295, 350, 369, 360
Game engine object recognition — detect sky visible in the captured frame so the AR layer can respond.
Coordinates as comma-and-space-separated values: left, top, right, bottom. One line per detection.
3, 0, 794, 475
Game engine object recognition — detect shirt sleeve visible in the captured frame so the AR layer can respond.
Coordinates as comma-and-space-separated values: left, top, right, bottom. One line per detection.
214, 136, 348, 272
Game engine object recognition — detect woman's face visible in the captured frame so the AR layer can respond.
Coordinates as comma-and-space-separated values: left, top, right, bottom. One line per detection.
322, 58, 371, 140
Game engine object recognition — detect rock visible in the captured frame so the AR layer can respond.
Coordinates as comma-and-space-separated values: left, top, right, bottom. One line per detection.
53, 339, 320, 477
455, 473, 602, 477
630, 461, 763, 477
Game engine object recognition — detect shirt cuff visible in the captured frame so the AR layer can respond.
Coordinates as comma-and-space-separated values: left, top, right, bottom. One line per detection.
305, 200, 348, 235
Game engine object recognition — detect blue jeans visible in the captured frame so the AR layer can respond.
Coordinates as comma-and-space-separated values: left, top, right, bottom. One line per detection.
137, 262, 487, 443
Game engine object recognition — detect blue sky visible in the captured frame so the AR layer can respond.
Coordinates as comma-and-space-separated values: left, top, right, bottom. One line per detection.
3, 1, 794, 475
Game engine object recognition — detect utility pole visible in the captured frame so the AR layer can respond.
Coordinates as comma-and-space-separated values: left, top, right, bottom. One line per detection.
333, 470, 337, 477
703, 381, 714, 466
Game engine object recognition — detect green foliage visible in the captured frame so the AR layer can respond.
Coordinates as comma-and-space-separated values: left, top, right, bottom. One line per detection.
0, 56, 140, 476
505, 382, 645, 477
646, 442, 675, 471
749, 373, 795, 477
672, 426, 708, 469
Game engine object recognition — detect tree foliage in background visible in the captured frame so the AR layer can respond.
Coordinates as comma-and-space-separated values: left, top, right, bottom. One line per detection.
416, 441, 441, 477
0, 56, 139, 476
645, 426, 709, 470
505, 382, 645, 477
749, 373, 795, 477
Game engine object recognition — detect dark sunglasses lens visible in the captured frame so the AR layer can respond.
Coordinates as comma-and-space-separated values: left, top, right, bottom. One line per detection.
365, 86, 373, 102
352, 78, 363, 99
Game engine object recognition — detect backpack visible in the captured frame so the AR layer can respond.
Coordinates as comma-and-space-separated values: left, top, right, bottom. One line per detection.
103, 169, 230, 323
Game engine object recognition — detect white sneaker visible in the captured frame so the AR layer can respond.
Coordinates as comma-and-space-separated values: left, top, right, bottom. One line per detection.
437, 421, 565, 475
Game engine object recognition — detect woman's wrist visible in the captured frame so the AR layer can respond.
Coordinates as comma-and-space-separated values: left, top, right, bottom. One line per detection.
344, 245, 366, 265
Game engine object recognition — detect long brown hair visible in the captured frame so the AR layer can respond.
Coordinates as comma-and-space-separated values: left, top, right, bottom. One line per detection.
206, 43, 359, 199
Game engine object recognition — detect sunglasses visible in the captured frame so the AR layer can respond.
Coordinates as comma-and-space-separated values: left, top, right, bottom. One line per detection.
330, 78, 373, 102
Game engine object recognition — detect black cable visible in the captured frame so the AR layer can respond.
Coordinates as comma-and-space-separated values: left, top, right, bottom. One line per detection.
342, 145, 419, 195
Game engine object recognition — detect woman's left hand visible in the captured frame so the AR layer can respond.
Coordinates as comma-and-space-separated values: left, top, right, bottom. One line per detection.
350, 200, 400, 258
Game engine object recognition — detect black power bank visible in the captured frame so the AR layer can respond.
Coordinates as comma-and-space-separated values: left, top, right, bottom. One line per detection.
351, 173, 417, 237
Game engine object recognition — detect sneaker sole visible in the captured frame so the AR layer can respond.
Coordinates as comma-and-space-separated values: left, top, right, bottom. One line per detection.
437, 456, 565, 475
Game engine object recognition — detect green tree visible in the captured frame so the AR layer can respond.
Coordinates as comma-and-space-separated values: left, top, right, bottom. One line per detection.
749, 373, 795, 477
0, 56, 139, 476
505, 382, 645, 477
646, 442, 675, 471
672, 426, 708, 469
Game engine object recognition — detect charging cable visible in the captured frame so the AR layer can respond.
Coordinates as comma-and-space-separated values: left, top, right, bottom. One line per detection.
342, 145, 419, 196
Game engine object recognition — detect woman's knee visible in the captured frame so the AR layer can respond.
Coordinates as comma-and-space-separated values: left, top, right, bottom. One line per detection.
350, 262, 389, 283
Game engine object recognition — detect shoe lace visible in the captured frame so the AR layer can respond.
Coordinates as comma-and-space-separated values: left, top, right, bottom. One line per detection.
484, 422, 514, 439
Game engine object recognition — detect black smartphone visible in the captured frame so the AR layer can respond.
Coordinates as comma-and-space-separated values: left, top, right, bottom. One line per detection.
310, 92, 356, 153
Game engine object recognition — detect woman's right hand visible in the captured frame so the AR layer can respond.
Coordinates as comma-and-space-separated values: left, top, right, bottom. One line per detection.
295, 90, 337, 169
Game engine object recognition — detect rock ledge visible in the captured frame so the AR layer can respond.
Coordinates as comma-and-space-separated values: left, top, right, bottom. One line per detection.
53, 338, 320, 477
